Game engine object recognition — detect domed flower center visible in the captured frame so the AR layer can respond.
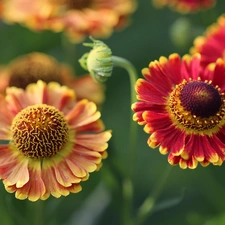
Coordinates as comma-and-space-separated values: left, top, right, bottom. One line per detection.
180, 81, 222, 117
11, 104, 69, 159
168, 79, 225, 134
51, 0, 92, 10
9, 53, 62, 89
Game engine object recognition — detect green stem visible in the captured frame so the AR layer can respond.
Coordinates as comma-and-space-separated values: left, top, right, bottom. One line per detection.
28, 201, 44, 225
122, 178, 134, 225
112, 56, 137, 105
112, 56, 138, 176
136, 165, 173, 225
112, 56, 138, 225
34, 201, 44, 225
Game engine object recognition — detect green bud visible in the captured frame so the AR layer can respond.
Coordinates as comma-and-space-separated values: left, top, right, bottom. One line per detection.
79, 37, 113, 83
169, 17, 195, 49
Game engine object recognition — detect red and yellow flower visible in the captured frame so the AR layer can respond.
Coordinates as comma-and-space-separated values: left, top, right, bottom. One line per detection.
0, 80, 112, 201
132, 53, 225, 169
152, 0, 215, 13
2, 0, 136, 42
0, 52, 105, 105
190, 14, 225, 68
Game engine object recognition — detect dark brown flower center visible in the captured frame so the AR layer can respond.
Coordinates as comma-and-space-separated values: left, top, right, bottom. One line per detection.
9, 53, 62, 89
51, 0, 92, 10
168, 79, 225, 134
180, 81, 222, 118
11, 104, 69, 159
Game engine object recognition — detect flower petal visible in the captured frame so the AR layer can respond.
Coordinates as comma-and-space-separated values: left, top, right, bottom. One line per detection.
66, 99, 101, 128
135, 79, 167, 104
3, 157, 29, 188
75, 131, 112, 152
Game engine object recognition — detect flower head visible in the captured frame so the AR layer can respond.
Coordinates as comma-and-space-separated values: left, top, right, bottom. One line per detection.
152, 0, 216, 13
190, 14, 225, 68
7, 52, 63, 88
0, 80, 112, 201
132, 53, 225, 169
3, 0, 136, 42
0, 52, 105, 105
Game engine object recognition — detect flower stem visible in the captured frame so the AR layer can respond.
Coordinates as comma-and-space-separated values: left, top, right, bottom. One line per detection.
112, 56, 137, 105
35, 201, 44, 225
121, 178, 134, 225
112, 56, 138, 176
111, 56, 138, 225
28, 201, 44, 225
136, 165, 173, 225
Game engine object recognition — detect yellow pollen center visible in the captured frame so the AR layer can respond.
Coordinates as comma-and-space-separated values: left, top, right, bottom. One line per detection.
167, 79, 225, 135
11, 104, 69, 159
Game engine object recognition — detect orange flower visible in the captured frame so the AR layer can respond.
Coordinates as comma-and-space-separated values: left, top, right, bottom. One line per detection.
0, 80, 112, 201
0, 52, 105, 105
3, 0, 136, 42
152, 0, 215, 13
0, 1, 3, 17
190, 14, 225, 68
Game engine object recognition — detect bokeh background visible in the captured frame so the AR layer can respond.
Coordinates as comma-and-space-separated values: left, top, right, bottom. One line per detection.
1, 0, 225, 225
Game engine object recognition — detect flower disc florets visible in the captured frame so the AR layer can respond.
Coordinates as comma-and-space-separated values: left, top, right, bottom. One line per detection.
180, 81, 222, 117
168, 78, 225, 135
11, 104, 69, 159
8, 53, 62, 89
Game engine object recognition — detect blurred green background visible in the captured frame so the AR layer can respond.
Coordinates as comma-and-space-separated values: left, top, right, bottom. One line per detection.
1, 0, 225, 225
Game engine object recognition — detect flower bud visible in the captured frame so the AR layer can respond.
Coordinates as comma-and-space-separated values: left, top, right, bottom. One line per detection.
79, 37, 113, 82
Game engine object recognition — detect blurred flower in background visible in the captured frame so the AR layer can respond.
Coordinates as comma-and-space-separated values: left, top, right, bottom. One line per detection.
190, 14, 225, 68
0, 1, 3, 17
152, 0, 216, 13
2, 0, 137, 42
0, 52, 105, 105
0, 52, 63, 90
132, 53, 225, 169
0, 80, 111, 201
